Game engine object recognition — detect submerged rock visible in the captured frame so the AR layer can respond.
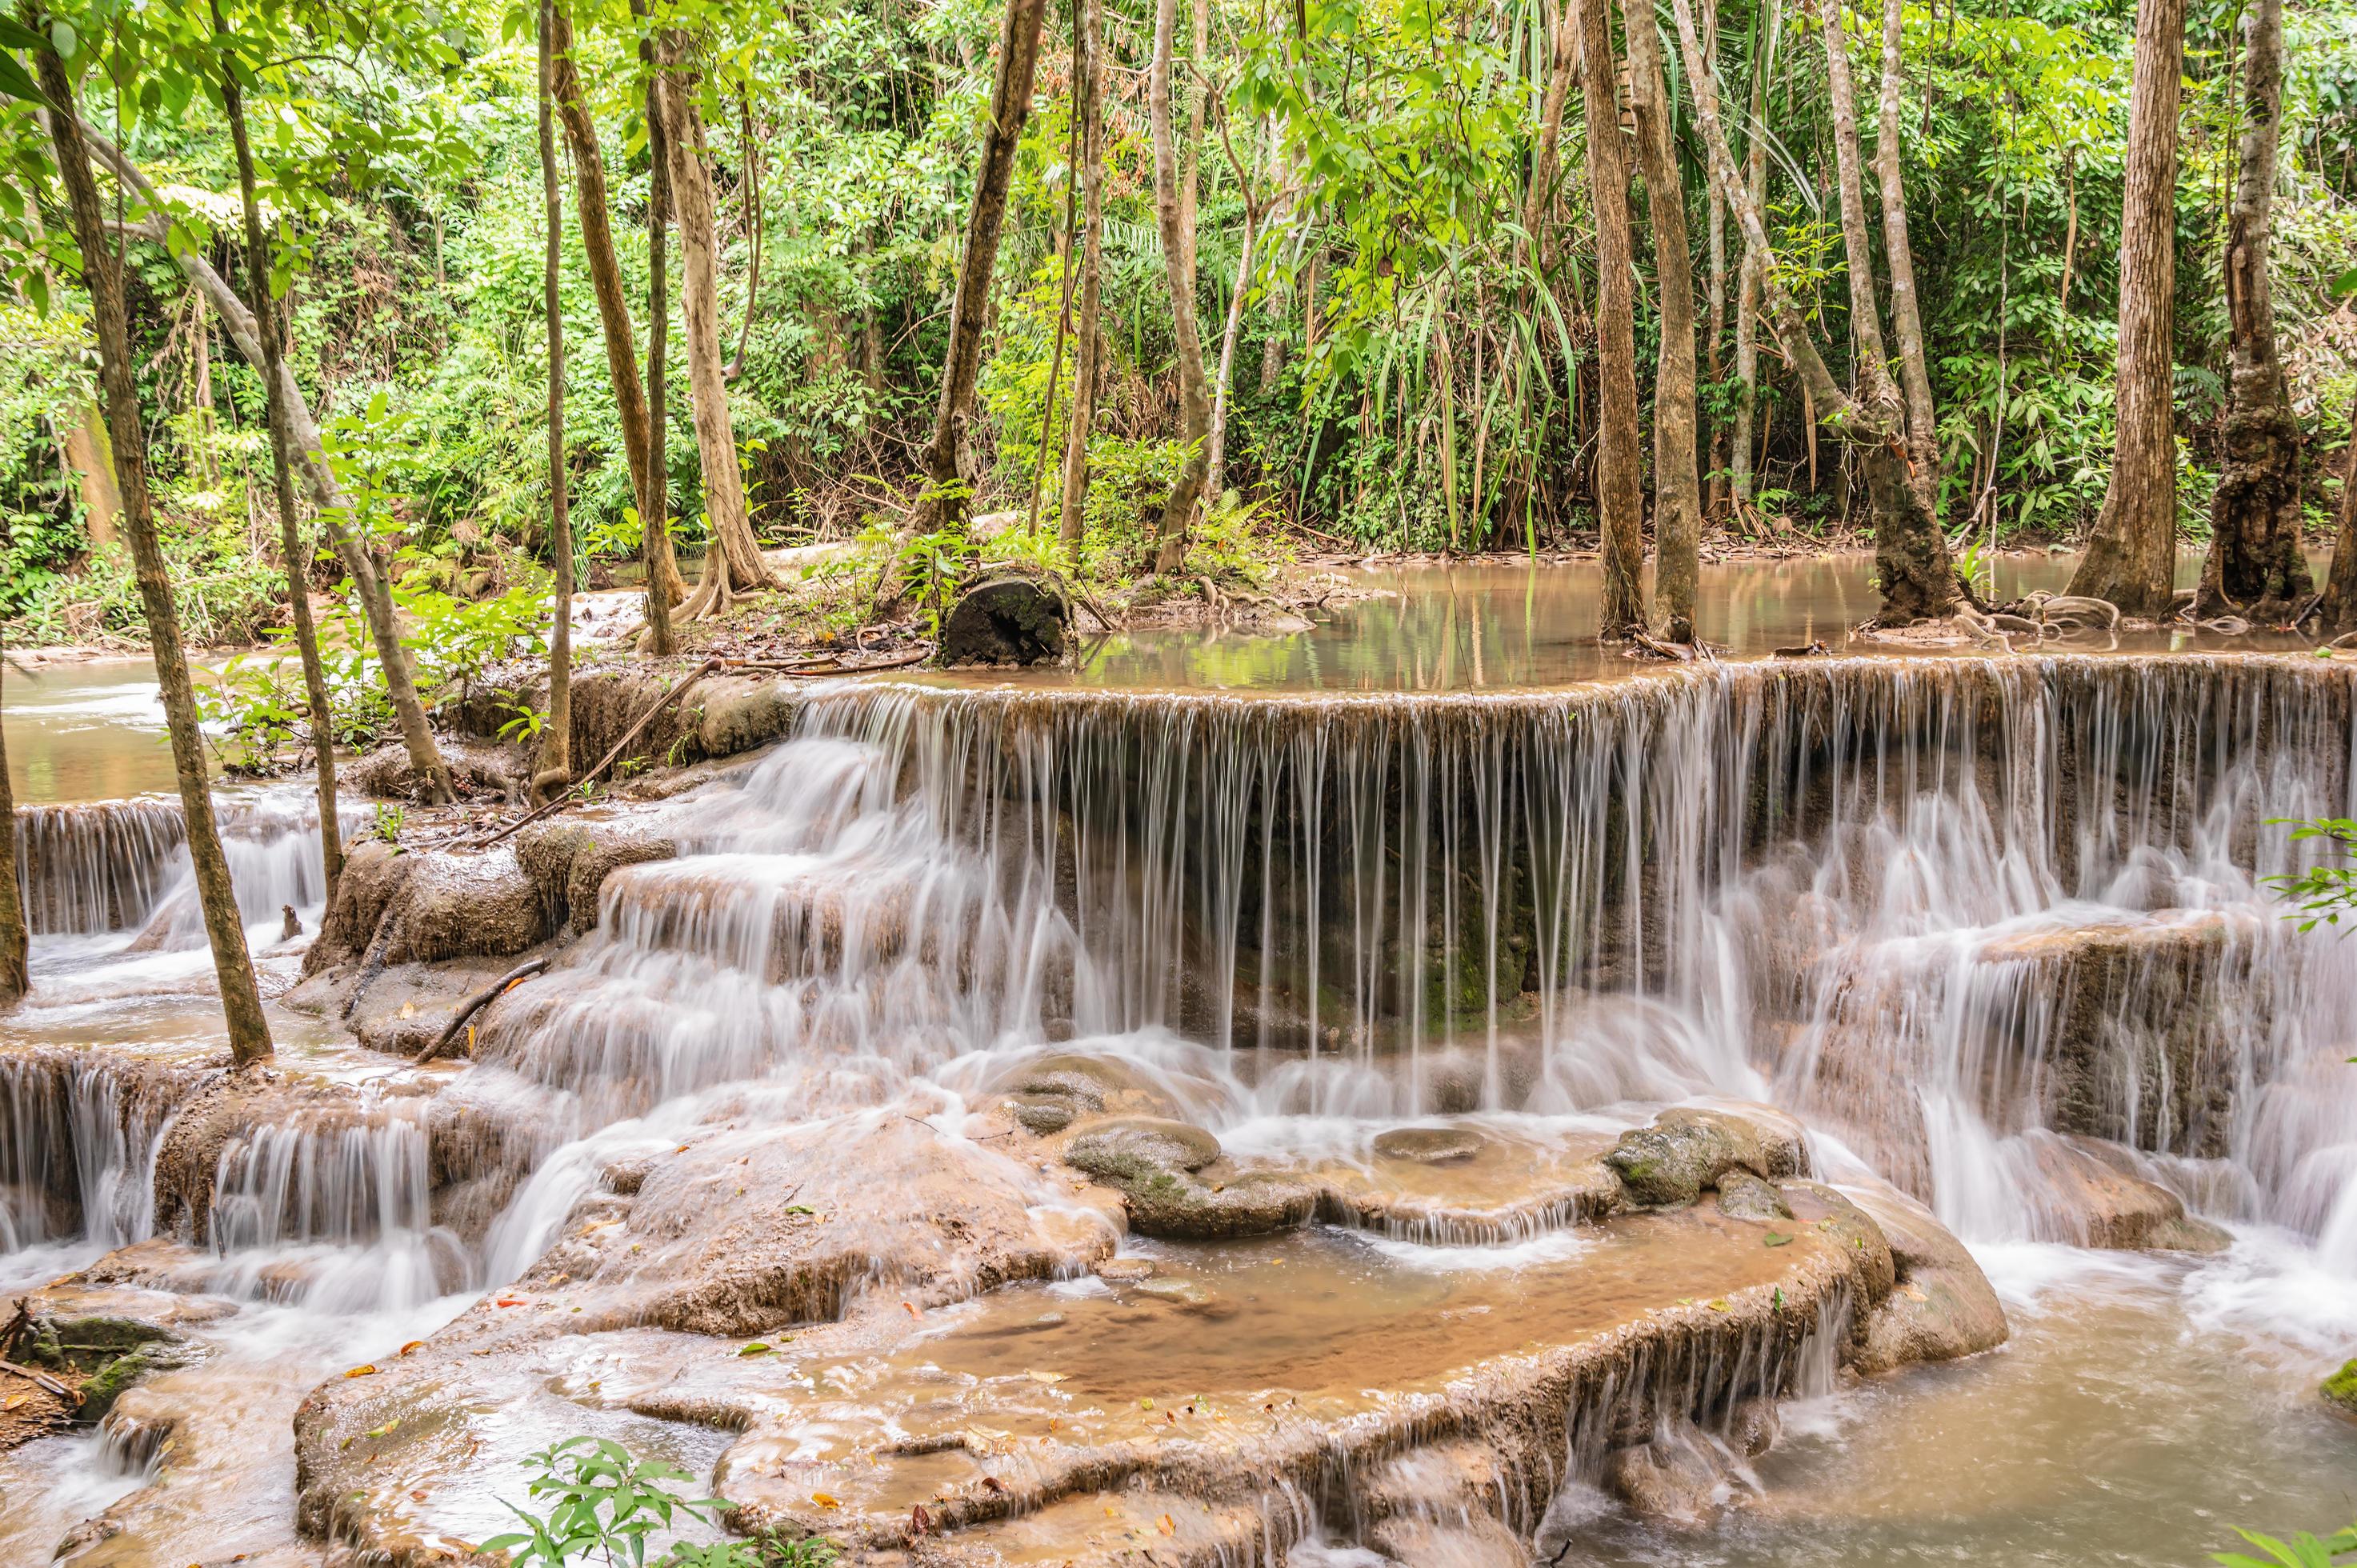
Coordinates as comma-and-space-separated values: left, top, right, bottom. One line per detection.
1372, 1125, 1488, 1165
2020, 1133, 2232, 1253
1606, 1105, 1811, 1208
1600, 1421, 1736, 1526
1063, 1116, 1316, 1240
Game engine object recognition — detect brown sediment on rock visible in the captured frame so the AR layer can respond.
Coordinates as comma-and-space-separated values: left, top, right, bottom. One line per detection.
450, 668, 803, 775
342, 736, 526, 802
288, 1108, 1116, 1563
1843, 1181, 2011, 1371
515, 820, 679, 934
303, 841, 552, 978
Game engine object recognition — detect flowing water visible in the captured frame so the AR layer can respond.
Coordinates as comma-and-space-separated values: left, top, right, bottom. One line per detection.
3, 558, 2355, 1565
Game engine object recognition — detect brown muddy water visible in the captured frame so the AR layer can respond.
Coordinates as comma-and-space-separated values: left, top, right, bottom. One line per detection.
4, 556, 2356, 1566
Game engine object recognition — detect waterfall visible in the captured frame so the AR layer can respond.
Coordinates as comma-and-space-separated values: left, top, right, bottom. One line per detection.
0, 1051, 198, 1253
16, 795, 361, 940
470, 654, 2355, 1259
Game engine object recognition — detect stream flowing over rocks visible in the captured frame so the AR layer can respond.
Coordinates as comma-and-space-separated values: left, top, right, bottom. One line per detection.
4, 639, 2357, 1566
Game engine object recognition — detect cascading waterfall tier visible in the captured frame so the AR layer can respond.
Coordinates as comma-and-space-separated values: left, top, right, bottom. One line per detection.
15, 795, 358, 938
478, 654, 2354, 1254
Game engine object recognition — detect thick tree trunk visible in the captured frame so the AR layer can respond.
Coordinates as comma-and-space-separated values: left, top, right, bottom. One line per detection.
216, 1, 342, 901
654, 35, 775, 619
906, 0, 1050, 555
642, 40, 680, 654
39, 49, 272, 1065
2068, 0, 2186, 617
76, 122, 452, 802
2322, 404, 2357, 633
1575, 0, 1646, 637
536, 0, 574, 800
2197, 0, 2310, 619
63, 401, 120, 546
1150, 0, 1211, 574
1819, 0, 1953, 622
1624, 0, 1702, 642
0, 630, 23, 1005
1058, 0, 1106, 556
1875, 0, 1939, 511
553, 4, 682, 648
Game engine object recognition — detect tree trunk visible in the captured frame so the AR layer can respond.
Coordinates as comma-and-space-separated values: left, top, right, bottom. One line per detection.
642, 35, 681, 654
75, 122, 452, 802
1875, 0, 1939, 511
1624, 0, 1702, 642
1730, 0, 1775, 514
654, 34, 775, 621
903, 0, 1050, 562
553, 3, 682, 646
38, 46, 273, 1066
2196, 0, 2309, 619
62, 399, 120, 546
1702, 0, 1727, 518
0, 629, 24, 1005
536, 0, 575, 800
1058, 0, 1107, 556
1207, 200, 1257, 505
2067, 0, 2186, 617
215, 0, 342, 902
1523, 0, 1581, 267
1150, 0, 1211, 574
2321, 403, 2357, 633
1575, 0, 1645, 637
1819, 0, 1953, 621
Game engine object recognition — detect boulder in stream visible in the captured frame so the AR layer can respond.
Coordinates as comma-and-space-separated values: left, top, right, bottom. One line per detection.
1062, 1116, 1318, 1240
1606, 1104, 1811, 1208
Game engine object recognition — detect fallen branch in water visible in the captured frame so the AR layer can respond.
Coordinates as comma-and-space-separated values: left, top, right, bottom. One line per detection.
718, 644, 934, 676
415, 957, 550, 1064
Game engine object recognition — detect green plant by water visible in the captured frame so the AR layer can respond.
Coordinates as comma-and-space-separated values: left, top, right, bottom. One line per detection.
483, 1436, 834, 1567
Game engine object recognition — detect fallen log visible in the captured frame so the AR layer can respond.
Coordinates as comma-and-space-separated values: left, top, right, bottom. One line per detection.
414, 957, 550, 1065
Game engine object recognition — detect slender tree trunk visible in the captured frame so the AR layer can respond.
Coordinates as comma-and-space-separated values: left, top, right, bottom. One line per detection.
1675, 0, 1949, 621
655, 34, 775, 619
63, 399, 120, 546
74, 122, 452, 801
1875, 0, 1939, 511
1731, 0, 1774, 514
2068, 0, 2187, 616
553, 4, 681, 647
1625, 0, 1701, 641
2197, 0, 2309, 618
642, 35, 681, 653
1150, 0, 1211, 574
537, 0, 575, 799
2321, 403, 2357, 633
1207, 201, 1257, 505
1523, 0, 1581, 267
1575, 0, 1645, 636
38, 46, 272, 1065
0, 629, 25, 1005
1183, 0, 1208, 287
215, 0, 342, 901
1058, 0, 1107, 557
1819, 0, 1953, 622
726, 88, 762, 379
887, 0, 1050, 606
1703, 0, 1727, 517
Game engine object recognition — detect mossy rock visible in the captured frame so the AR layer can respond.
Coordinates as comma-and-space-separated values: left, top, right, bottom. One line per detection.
1063, 1118, 1314, 1240
1605, 1106, 1808, 1209
2325, 1360, 2357, 1421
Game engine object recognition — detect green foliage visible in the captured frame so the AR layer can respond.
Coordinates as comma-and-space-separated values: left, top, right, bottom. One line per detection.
482, 1435, 833, 1568
2266, 818, 2357, 932
2212, 1522, 2357, 1568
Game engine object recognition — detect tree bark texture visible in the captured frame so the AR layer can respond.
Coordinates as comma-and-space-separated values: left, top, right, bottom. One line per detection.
1058, 0, 1107, 556
537, 0, 575, 799
1575, 0, 1646, 637
654, 34, 775, 618
553, 4, 683, 646
2068, 0, 2187, 616
215, 0, 342, 900
2197, 0, 2310, 618
2322, 403, 2357, 634
642, 39, 680, 654
39, 47, 273, 1065
1150, 0, 1211, 574
1875, 0, 1939, 510
1624, 0, 1702, 641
